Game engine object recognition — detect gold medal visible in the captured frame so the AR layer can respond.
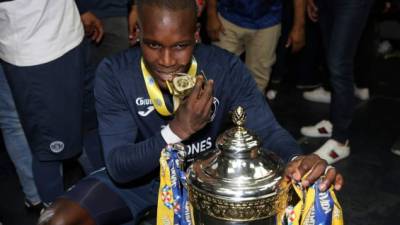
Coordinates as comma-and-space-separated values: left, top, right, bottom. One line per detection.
166, 73, 197, 99
141, 58, 198, 116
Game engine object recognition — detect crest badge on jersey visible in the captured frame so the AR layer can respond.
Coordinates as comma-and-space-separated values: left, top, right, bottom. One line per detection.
50, 141, 64, 153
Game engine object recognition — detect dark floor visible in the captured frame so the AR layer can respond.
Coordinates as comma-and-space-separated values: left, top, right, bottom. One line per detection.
270, 57, 400, 225
0, 58, 399, 225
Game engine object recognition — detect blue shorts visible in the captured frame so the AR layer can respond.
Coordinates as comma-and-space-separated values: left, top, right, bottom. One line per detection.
2, 43, 85, 161
63, 168, 159, 225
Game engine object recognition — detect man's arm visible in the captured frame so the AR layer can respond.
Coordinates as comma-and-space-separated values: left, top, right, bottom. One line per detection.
80, 12, 104, 43
75, 0, 104, 43
95, 58, 167, 183
286, 0, 306, 53
206, 0, 224, 41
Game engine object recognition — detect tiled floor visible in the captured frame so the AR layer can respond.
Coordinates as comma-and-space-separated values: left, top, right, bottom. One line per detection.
0, 58, 399, 225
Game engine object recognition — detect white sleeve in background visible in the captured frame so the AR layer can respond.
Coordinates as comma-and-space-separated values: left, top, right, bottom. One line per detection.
0, 0, 84, 66
161, 124, 183, 144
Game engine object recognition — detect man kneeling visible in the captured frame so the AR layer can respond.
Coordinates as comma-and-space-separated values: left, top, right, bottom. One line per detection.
39, 0, 342, 224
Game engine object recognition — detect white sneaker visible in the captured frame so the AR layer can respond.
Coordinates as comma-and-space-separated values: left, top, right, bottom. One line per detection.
391, 137, 400, 156
266, 89, 278, 100
392, 149, 400, 156
303, 87, 331, 103
354, 87, 370, 100
314, 139, 350, 164
300, 120, 333, 138
377, 40, 392, 55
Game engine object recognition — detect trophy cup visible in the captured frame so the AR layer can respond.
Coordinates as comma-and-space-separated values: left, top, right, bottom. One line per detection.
186, 106, 288, 225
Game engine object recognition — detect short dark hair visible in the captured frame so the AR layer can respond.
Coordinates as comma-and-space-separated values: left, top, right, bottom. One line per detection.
136, 0, 198, 22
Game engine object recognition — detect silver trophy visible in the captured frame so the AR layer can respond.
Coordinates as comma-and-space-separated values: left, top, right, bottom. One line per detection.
186, 106, 290, 225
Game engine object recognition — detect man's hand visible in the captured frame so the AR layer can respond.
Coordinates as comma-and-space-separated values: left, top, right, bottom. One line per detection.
206, 13, 225, 41
169, 76, 214, 140
284, 154, 344, 191
307, 0, 319, 22
128, 5, 139, 46
81, 11, 104, 43
286, 26, 306, 53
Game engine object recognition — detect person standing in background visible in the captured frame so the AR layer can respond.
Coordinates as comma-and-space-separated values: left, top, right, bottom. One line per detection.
0, 0, 98, 204
206, 0, 305, 93
301, 0, 374, 164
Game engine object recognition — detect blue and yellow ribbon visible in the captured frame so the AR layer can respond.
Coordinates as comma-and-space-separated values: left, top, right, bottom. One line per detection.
157, 145, 193, 225
141, 58, 197, 116
276, 180, 343, 225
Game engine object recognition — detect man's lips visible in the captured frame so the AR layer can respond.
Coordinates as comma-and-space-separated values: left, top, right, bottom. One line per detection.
156, 70, 178, 81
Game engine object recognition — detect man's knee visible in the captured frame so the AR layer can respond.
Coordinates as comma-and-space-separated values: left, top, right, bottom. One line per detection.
38, 198, 96, 225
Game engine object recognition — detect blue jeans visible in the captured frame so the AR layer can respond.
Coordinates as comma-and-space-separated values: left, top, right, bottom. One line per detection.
0, 64, 41, 204
317, 0, 373, 142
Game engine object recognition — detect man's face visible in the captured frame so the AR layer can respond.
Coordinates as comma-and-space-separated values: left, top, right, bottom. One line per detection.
139, 5, 198, 90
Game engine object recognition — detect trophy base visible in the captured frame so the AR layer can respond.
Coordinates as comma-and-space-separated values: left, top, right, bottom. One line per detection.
193, 210, 275, 225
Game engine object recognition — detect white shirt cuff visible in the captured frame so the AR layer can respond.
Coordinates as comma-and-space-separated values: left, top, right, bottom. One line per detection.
161, 124, 183, 144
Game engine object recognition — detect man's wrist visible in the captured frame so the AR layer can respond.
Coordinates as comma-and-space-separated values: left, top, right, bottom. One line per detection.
168, 121, 191, 141
161, 124, 183, 144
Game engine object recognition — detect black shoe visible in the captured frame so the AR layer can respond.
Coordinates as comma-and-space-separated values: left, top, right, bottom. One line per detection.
295, 83, 321, 90
25, 199, 45, 215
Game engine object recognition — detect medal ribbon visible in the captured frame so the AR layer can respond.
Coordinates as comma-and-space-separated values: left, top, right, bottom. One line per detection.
141, 58, 197, 116
157, 145, 192, 225
276, 179, 343, 225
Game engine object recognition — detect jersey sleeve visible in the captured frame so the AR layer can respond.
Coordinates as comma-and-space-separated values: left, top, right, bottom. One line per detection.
75, 0, 95, 14
226, 57, 303, 162
94, 58, 167, 183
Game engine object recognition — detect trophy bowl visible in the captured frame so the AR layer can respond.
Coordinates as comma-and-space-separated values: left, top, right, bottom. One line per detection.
186, 107, 289, 225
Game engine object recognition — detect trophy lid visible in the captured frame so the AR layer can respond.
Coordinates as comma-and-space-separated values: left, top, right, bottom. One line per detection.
187, 106, 284, 201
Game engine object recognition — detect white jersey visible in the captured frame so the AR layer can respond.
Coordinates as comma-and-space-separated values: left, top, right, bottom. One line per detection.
0, 0, 84, 66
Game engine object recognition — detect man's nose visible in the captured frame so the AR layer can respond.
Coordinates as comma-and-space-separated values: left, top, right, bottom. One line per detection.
159, 49, 176, 67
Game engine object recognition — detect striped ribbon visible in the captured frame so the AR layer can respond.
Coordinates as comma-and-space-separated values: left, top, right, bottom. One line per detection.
157, 145, 193, 225
276, 180, 343, 225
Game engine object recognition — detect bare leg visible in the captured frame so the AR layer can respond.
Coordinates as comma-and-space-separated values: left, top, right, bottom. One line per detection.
38, 198, 96, 225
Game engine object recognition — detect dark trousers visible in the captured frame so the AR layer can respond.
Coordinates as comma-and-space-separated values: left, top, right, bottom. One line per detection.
354, 17, 378, 89
2, 43, 85, 203
317, 0, 373, 142
271, 1, 323, 87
